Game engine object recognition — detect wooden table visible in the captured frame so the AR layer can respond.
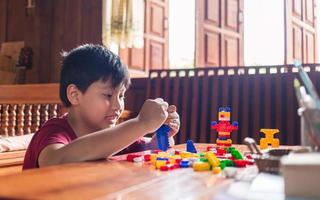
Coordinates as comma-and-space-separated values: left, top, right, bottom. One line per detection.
0, 144, 251, 199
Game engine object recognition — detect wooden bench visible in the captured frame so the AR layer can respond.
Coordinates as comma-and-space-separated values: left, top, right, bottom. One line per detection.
0, 83, 132, 176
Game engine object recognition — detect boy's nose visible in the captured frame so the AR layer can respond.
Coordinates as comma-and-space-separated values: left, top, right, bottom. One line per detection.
111, 98, 122, 110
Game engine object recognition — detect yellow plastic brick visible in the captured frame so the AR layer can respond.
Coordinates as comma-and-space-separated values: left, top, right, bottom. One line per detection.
205, 152, 220, 167
193, 162, 211, 171
212, 167, 222, 174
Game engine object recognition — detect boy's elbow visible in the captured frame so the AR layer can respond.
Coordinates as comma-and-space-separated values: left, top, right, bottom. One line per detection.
38, 144, 67, 167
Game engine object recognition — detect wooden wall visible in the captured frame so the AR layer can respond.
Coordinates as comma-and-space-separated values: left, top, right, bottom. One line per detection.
0, 0, 103, 83
145, 65, 320, 145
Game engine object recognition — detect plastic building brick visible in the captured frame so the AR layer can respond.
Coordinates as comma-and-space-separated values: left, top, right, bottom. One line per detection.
180, 151, 192, 159
150, 154, 157, 163
234, 160, 247, 168
160, 165, 169, 171
186, 140, 197, 153
133, 156, 144, 162
229, 149, 243, 160
259, 129, 280, 149
200, 157, 208, 162
156, 124, 171, 151
180, 159, 190, 168
225, 159, 235, 167
204, 152, 220, 167
211, 107, 238, 147
126, 154, 141, 162
206, 146, 214, 151
144, 154, 151, 162
193, 162, 211, 171
156, 157, 169, 161
212, 167, 222, 174
219, 160, 227, 170
156, 160, 167, 169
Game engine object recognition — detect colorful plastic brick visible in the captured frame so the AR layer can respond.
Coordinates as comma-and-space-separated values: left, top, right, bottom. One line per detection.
234, 160, 247, 168
230, 149, 243, 160
186, 140, 197, 153
174, 150, 181, 155
150, 154, 157, 163
156, 124, 171, 151
175, 158, 182, 164
225, 159, 235, 167
156, 157, 169, 161
133, 156, 144, 163
180, 151, 192, 159
180, 159, 190, 168
219, 160, 227, 170
212, 167, 222, 174
226, 147, 236, 153
126, 154, 141, 162
204, 152, 220, 167
206, 146, 214, 151
160, 164, 176, 171
193, 162, 211, 171
156, 160, 167, 169
144, 154, 151, 162
216, 148, 227, 156
259, 129, 280, 149
200, 157, 208, 162
160, 165, 169, 171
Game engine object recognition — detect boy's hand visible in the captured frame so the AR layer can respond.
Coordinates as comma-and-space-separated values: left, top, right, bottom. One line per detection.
149, 104, 180, 149
165, 105, 180, 137
137, 98, 169, 133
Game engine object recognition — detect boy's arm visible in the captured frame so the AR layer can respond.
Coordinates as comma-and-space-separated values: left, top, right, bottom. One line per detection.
39, 99, 169, 167
39, 118, 148, 166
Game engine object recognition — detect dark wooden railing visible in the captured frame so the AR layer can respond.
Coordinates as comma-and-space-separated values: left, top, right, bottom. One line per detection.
0, 84, 132, 137
145, 64, 320, 145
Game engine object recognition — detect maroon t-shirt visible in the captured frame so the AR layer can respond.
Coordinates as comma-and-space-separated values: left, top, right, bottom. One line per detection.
23, 115, 147, 170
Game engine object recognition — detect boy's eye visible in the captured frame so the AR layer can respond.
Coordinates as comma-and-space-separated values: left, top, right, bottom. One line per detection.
103, 94, 113, 98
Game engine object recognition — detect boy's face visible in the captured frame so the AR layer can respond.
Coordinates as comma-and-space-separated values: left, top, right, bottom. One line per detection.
77, 79, 126, 132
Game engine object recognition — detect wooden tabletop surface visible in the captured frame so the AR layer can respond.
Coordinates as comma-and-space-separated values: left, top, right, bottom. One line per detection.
0, 144, 251, 200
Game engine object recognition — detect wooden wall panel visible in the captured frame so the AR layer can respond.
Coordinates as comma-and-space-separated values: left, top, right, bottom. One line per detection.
6, 0, 25, 42
205, 32, 220, 66
146, 65, 319, 145
196, 0, 244, 67
0, 0, 103, 83
120, 0, 169, 76
206, 0, 220, 25
286, 0, 317, 64
0, 0, 8, 45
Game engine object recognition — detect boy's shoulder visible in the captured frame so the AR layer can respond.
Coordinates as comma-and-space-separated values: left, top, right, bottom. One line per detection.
23, 114, 76, 170
34, 114, 77, 141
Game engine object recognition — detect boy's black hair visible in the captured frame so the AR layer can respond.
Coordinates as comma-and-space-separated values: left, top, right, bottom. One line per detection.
60, 44, 131, 107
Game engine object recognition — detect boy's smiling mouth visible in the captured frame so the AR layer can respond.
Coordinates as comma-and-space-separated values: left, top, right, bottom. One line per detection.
104, 114, 119, 123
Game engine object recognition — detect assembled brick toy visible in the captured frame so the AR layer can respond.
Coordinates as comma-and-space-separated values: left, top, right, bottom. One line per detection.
211, 107, 239, 147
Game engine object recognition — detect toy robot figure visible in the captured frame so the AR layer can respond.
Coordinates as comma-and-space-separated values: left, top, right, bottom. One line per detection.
211, 107, 238, 147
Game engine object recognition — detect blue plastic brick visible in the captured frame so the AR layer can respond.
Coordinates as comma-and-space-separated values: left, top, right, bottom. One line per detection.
156, 125, 171, 151
180, 160, 190, 168
156, 157, 169, 161
186, 140, 197, 153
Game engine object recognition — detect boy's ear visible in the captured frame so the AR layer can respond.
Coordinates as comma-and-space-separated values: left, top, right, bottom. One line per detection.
66, 84, 81, 106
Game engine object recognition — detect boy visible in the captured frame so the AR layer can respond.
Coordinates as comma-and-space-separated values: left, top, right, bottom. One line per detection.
23, 44, 180, 169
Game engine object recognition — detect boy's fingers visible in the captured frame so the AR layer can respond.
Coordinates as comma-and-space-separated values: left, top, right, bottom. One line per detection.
167, 105, 176, 112
165, 115, 179, 124
169, 122, 179, 129
155, 98, 164, 102
162, 101, 169, 110
154, 98, 168, 110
